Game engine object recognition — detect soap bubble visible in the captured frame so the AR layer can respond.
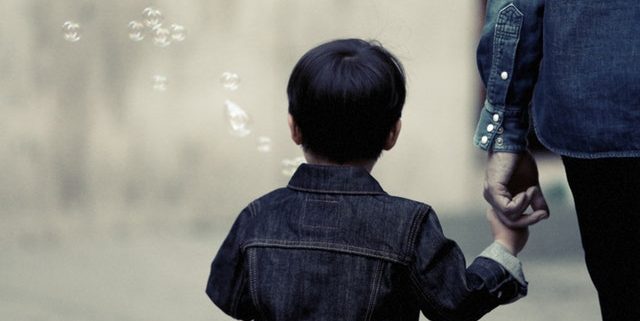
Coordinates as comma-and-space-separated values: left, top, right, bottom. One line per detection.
224, 100, 251, 137
257, 136, 272, 153
62, 21, 81, 42
142, 7, 164, 29
220, 72, 240, 91
152, 26, 172, 48
152, 75, 168, 91
128, 20, 145, 42
281, 157, 305, 177
170, 23, 187, 42
131, 7, 185, 47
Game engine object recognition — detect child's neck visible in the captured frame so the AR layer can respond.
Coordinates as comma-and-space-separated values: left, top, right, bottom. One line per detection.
303, 152, 377, 173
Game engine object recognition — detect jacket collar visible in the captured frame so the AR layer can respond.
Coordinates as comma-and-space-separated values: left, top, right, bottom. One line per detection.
287, 164, 386, 195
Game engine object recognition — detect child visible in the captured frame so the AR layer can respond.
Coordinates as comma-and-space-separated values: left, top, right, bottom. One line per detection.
206, 38, 530, 321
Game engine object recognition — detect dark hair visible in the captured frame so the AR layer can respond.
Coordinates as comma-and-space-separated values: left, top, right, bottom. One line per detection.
287, 38, 406, 163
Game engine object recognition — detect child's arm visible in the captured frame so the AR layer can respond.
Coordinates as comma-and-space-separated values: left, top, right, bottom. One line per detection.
486, 207, 528, 255
409, 208, 527, 321
205, 206, 256, 320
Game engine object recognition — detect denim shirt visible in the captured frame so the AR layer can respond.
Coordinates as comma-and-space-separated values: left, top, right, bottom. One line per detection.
474, 0, 640, 158
206, 164, 527, 321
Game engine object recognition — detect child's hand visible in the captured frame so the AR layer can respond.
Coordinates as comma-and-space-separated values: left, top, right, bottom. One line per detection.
486, 207, 529, 256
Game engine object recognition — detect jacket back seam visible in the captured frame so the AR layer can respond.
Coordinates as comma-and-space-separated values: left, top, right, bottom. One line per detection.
364, 260, 385, 321
242, 241, 409, 265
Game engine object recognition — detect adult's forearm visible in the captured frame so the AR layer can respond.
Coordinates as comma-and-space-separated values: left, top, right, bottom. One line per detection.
474, 0, 544, 152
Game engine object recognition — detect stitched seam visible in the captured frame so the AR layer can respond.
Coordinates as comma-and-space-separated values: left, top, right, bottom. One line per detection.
493, 145, 527, 151
530, 113, 640, 158
488, 20, 504, 104
230, 271, 247, 316
495, 4, 523, 38
248, 201, 257, 217
364, 261, 384, 321
242, 241, 407, 265
248, 249, 268, 320
408, 268, 452, 320
242, 239, 400, 257
488, 3, 523, 106
406, 205, 428, 258
484, 99, 529, 113
409, 268, 480, 321
306, 199, 340, 203
287, 185, 386, 195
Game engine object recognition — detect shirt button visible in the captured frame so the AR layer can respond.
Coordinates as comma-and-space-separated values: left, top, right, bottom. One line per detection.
487, 124, 495, 133
493, 114, 500, 122
481, 136, 489, 144
497, 127, 504, 134
496, 137, 504, 146
500, 71, 509, 80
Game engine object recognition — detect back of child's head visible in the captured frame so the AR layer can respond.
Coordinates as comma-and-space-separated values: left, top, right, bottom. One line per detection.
287, 38, 406, 163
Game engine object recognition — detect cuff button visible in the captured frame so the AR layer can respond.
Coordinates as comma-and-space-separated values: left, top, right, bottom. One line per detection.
481, 136, 489, 144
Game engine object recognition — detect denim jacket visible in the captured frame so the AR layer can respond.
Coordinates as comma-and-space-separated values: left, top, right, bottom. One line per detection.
206, 164, 527, 321
474, 0, 640, 158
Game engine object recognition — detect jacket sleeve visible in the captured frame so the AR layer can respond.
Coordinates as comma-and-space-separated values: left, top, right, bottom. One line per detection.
206, 205, 256, 320
408, 208, 527, 321
473, 0, 544, 153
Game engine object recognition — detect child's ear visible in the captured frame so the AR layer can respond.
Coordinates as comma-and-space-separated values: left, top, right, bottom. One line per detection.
383, 119, 402, 151
288, 114, 303, 145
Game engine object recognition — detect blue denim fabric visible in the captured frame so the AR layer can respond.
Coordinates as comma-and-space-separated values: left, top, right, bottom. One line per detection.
474, 0, 640, 157
206, 164, 526, 321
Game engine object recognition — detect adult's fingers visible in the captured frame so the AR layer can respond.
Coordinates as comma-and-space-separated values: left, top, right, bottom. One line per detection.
483, 182, 530, 218
527, 185, 550, 220
493, 208, 548, 228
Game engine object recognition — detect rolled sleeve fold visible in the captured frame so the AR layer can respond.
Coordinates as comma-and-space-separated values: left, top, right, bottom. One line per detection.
478, 241, 527, 287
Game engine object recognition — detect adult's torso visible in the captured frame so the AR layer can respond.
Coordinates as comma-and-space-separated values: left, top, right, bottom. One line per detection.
533, 0, 640, 157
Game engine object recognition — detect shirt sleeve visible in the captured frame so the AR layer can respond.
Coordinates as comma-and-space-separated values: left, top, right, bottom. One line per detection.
206, 205, 257, 320
478, 242, 527, 303
409, 208, 527, 321
473, 0, 544, 153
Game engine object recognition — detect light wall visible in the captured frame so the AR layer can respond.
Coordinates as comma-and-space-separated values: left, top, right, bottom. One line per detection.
0, 0, 488, 242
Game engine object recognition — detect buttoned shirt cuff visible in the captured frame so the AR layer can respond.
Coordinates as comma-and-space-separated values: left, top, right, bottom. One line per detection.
473, 100, 529, 153
478, 241, 527, 287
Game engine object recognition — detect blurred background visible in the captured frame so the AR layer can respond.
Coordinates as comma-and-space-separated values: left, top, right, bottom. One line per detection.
1, 1, 599, 320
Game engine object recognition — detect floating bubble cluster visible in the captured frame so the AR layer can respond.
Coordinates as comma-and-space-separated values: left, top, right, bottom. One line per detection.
59, 8, 289, 175
152, 75, 168, 91
129, 7, 186, 47
152, 26, 171, 48
224, 100, 252, 137
170, 24, 187, 42
281, 157, 306, 177
221, 72, 250, 138
256, 136, 272, 153
142, 7, 164, 28
62, 21, 81, 42
220, 72, 240, 91
127, 21, 145, 42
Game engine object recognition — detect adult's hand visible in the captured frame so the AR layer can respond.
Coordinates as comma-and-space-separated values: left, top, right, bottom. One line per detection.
484, 151, 550, 228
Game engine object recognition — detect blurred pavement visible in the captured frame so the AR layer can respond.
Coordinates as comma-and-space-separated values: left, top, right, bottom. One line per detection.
0, 204, 600, 321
